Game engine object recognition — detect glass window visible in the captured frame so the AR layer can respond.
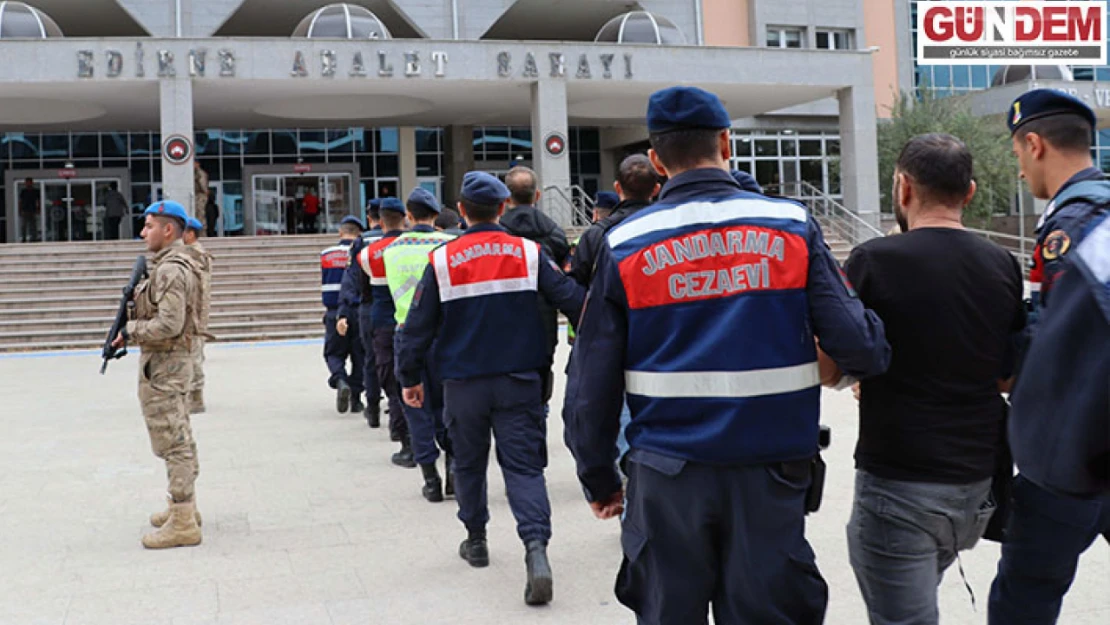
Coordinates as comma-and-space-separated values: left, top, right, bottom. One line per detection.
1098, 67, 1110, 81
246, 131, 270, 155
816, 32, 829, 49
932, 66, 951, 88
272, 130, 297, 155
8, 133, 39, 160
219, 130, 247, 155
1098, 130, 1110, 148
376, 154, 398, 177
784, 29, 802, 49
952, 66, 970, 89
733, 161, 752, 174
356, 154, 375, 179
223, 157, 241, 182
781, 138, 797, 156
799, 139, 823, 157
416, 154, 439, 176
415, 128, 440, 152
970, 65, 989, 88
130, 159, 151, 183
579, 152, 601, 175
41, 134, 69, 158
767, 28, 781, 48
101, 133, 127, 158
297, 130, 326, 154
800, 160, 824, 187
733, 137, 752, 157
755, 160, 778, 187
378, 128, 399, 153
833, 31, 852, 50
826, 139, 840, 156
577, 128, 599, 151
194, 131, 215, 155
754, 139, 778, 157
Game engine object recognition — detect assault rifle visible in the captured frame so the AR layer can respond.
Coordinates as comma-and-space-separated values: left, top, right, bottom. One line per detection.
100, 254, 147, 374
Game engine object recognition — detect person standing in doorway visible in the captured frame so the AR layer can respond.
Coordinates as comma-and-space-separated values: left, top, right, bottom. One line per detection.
205, 195, 220, 237
18, 178, 38, 243
193, 162, 209, 235
103, 181, 128, 241
303, 187, 320, 234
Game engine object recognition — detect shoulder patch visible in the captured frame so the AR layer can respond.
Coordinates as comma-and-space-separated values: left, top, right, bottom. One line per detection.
1042, 229, 1072, 261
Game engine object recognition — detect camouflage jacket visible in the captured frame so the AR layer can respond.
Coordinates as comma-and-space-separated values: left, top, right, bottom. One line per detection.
182, 241, 213, 333
126, 240, 201, 351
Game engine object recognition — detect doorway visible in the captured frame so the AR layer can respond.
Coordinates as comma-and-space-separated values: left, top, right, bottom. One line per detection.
250, 173, 353, 235
15, 177, 123, 243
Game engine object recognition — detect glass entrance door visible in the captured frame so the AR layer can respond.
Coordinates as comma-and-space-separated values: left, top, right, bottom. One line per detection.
251, 173, 354, 235
43, 182, 69, 242
252, 175, 284, 235
320, 174, 352, 233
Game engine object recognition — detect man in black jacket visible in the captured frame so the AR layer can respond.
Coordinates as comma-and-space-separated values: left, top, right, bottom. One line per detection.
568, 154, 659, 287
499, 167, 570, 403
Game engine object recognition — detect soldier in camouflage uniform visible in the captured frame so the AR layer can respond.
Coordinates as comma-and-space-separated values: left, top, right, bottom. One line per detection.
183, 217, 213, 413
111, 200, 204, 549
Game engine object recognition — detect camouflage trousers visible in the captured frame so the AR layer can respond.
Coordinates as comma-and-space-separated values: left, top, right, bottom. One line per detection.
190, 338, 206, 393
194, 196, 207, 232
138, 349, 198, 502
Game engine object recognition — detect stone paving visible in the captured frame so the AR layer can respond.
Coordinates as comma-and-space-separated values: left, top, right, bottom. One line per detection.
0, 339, 1106, 625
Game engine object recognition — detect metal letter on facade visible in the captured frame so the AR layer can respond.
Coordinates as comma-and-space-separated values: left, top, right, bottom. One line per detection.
106, 50, 123, 78
321, 50, 337, 77
576, 54, 591, 79
135, 42, 144, 78
350, 51, 367, 76
599, 53, 614, 79
189, 49, 206, 77
497, 51, 511, 78
523, 52, 539, 78
431, 51, 448, 77
404, 51, 420, 77
378, 51, 394, 77
549, 53, 566, 78
77, 50, 94, 78
624, 53, 633, 79
218, 49, 235, 77
291, 51, 308, 77
158, 50, 175, 77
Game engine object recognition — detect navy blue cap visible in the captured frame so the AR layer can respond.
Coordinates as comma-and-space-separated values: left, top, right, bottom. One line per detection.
380, 197, 405, 214
185, 216, 203, 232
647, 86, 731, 134
144, 200, 189, 224
460, 171, 510, 205
595, 191, 619, 209
407, 187, 442, 214
730, 169, 763, 193
368, 199, 381, 209
1008, 88, 1096, 134
340, 215, 364, 229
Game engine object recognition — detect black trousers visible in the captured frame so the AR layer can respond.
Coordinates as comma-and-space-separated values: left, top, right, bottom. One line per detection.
372, 325, 407, 442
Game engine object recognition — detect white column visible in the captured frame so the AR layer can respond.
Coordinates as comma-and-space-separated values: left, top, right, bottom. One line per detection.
837, 85, 881, 229
530, 79, 572, 226
159, 77, 195, 213
444, 125, 474, 205
398, 127, 418, 199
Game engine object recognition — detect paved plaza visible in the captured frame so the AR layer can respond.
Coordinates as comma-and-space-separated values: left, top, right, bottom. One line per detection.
0, 338, 1106, 625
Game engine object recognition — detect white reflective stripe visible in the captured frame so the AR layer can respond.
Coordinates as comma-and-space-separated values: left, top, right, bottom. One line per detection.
321, 245, 348, 256
370, 276, 388, 286
1029, 281, 1042, 293
1077, 217, 1110, 283
434, 239, 540, 302
625, 362, 820, 399
608, 198, 808, 249
321, 284, 342, 292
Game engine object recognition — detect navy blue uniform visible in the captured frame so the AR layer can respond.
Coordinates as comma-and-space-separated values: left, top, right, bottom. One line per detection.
397, 223, 584, 544
321, 239, 365, 397
565, 168, 890, 623
989, 173, 1110, 625
339, 229, 383, 408
359, 229, 408, 441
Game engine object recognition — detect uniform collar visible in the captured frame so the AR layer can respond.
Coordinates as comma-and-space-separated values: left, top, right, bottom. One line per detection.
338, 237, 356, 246
463, 222, 503, 234
411, 224, 436, 233
658, 167, 741, 203
153, 238, 184, 262
1041, 166, 1106, 228
383, 229, 404, 237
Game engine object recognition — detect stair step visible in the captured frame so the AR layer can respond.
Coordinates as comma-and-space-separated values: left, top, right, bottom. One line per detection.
0, 317, 324, 343
0, 330, 325, 354
0, 287, 321, 309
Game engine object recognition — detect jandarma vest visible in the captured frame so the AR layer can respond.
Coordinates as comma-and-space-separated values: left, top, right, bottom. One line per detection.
359, 231, 402, 328
429, 229, 548, 381
320, 241, 353, 309
608, 194, 820, 465
382, 230, 455, 325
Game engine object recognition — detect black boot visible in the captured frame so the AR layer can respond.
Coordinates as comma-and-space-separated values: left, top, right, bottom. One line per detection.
350, 395, 365, 415
420, 463, 444, 503
391, 438, 415, 468
364, 403, 381, 428
336, 379, 351, 414
524, 540, 553, 606
459, 531, 489, 568
444, 453, 455, 498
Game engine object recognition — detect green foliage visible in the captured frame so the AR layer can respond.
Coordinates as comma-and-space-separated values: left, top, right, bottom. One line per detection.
878, 90, 1018, 226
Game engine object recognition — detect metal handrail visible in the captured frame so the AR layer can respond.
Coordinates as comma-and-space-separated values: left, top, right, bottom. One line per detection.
965, 226, 1035, 266
541, 184, 593, 226
763, 181, 885, 247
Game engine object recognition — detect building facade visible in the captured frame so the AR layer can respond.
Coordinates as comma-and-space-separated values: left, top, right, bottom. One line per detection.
0, 0, 888, 243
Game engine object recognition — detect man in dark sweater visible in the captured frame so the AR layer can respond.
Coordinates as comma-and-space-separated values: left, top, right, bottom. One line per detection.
568, 154, 659, 287
499, 167, 570, 404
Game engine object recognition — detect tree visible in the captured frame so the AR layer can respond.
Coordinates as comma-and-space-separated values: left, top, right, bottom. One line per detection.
878, 90, 1018, 226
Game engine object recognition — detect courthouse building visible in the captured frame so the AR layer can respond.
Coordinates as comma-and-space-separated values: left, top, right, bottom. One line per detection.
0, 0, 898, 243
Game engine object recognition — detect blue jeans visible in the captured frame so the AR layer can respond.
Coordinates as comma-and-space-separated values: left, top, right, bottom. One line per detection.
848, 470, 994, 625
988, 475, 1110, 625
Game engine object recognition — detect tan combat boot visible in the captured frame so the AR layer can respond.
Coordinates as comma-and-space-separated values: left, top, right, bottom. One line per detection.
150, 497, 202, 528
142, 499, 202, 549
189, 389, 206, 414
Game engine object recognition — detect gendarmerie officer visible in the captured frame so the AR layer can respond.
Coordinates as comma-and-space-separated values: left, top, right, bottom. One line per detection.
358, 198, 413, 464
396, 172, 585, 606
988, 89, 1110, 625
338, 203, 384, 427
564, 86, 891, 623
382, 188, 455, 501
182, 216, 213, 414
321, 216, 366, 414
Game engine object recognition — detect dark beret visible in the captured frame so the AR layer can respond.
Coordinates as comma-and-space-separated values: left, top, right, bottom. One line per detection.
460, 171, 510, 205
1008, 88, 1096, 134
647, 86, 731, 134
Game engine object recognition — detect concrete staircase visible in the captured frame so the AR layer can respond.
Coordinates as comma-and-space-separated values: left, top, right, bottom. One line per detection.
0, 234, 336, 352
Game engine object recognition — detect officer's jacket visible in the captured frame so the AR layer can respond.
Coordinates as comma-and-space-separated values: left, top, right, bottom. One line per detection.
126, 239, 200, 352
320, 239, 356, 310
381, 225, 455, 326
569, 198, 651, 287
359, 230, 403, 329
337, 228, 382, 321
565, 168, 890, 501
1011, 173, 1110, 496
395, 223, 585, 388
182, 241, 213, 333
